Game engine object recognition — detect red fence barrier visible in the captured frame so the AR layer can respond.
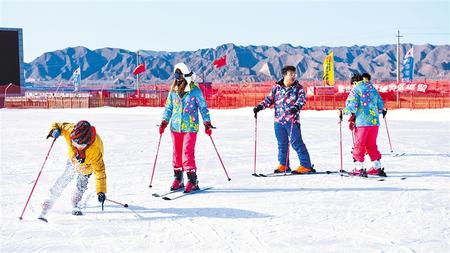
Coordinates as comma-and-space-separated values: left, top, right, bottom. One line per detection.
4, 80, 450, 110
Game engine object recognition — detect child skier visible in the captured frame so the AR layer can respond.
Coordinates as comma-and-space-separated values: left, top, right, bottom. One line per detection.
159, 62, 213, 193
253, 65, 314, 174
348, 73, 363, 151
342, 73, 387, 176
38, 120, 107, 222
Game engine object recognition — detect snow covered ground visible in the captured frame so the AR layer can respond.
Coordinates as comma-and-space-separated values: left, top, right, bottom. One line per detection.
1, 107, 449, 253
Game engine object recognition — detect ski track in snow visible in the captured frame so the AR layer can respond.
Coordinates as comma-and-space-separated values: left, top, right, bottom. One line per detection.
1, 107, 449, 253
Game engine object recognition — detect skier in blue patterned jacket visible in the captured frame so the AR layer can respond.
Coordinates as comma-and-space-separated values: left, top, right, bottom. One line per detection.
253, 65, 314, 174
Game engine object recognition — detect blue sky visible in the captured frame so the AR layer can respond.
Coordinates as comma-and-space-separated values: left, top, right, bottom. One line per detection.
1, 0, 449, 62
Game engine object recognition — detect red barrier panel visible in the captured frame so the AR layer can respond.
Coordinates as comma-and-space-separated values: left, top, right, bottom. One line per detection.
4, 80, 450, 110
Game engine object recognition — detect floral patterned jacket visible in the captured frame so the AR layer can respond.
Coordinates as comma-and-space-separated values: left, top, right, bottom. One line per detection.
344, 81, 384, 127
258, 79, 307, 124
162, 82, 211, 132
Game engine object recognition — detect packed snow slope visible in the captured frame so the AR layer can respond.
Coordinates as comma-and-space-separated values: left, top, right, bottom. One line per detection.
1, 107, 449, 253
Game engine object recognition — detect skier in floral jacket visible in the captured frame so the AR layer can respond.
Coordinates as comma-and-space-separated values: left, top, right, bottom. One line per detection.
343, 73, 387, 176
253, 65, 314, 174
159, 62, 213, 193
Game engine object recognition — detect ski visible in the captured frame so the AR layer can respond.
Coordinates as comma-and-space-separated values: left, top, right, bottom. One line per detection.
258, 171, 340, 177
37, 217, 48, 223
162, 186, 213, 201
72, 209, 83, 216
152, 188, 184, 198
383, 152, 406, 157
339, 173, 387, 181
337, 170, 406, 181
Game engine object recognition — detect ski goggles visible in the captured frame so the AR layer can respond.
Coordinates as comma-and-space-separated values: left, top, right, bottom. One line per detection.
174, 72, 183, 80
174, 71, 193, 81
72, 140, 87, 150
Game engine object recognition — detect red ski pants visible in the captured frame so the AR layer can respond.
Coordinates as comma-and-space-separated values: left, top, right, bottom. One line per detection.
171, 131, 197, 171
353, 126, 382, 162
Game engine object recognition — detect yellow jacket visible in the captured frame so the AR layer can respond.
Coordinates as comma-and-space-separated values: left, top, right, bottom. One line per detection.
49, 122, 107, 193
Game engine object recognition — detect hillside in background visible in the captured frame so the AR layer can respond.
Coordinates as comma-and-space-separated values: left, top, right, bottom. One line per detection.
24, 43, 450, 85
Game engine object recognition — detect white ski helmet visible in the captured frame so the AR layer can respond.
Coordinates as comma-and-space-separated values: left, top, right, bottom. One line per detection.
173, 62, 196, 85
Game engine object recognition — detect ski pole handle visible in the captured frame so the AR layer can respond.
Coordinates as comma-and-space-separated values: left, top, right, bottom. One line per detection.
338, 108, 343, 122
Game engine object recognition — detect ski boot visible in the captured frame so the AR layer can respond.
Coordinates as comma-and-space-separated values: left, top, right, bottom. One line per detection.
184, 171, 199, 193
367, 160, 386, 176
72, 206, 83, 216
37, 200, 52, 222
170, 169, 184, 191
349, 169, 367, 177
349, 161, 367, 177
273, 164, 291, 174
291, 165, 316, 174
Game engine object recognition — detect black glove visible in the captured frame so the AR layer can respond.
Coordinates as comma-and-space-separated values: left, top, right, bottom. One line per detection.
289, 107, 298, 115
382, 109, 387, 118
98, 192, 106, 203
253, 105, 263, 118
75, 153, 85, 164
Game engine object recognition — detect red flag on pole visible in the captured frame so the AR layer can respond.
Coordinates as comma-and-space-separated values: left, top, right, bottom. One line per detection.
133, 63, 146, 75
213, 55, 227, 68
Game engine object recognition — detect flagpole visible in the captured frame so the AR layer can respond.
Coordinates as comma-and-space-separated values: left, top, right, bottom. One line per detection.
396, 30, 403, 107
412, 46, 414, 82
136, 50, 140, 97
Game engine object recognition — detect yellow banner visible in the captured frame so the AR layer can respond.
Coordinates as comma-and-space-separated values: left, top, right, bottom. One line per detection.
322, 52, 334, 86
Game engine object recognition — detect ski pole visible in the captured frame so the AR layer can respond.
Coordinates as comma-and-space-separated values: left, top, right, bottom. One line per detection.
19, 138, 57, 220
148, 133, 163, 188
284, 117, 295, 175
338, 109, 344, 176
106, 198, 128, 208
209, 135, 231, 181
384, 115, 393, 153
351, 129, 355, 146
252, 116, 258, 176
351, 128, 356, 156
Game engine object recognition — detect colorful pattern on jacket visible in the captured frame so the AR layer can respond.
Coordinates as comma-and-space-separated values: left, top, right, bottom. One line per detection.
162, 82, 211, 132
49, 122, 107, 193
258, 79, 307, 124
343, 81, 385, 127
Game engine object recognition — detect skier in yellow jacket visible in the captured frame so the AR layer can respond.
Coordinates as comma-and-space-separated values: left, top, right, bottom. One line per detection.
38, 120, 107, 221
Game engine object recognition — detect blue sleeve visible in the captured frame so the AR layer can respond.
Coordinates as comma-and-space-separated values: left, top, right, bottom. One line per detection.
376, 91, 384, 113
295, 86, 307, 110
344, 86, 360, 115
162, 92, 173, 121
195, 88, 211, 123
259, 86, 276, 109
